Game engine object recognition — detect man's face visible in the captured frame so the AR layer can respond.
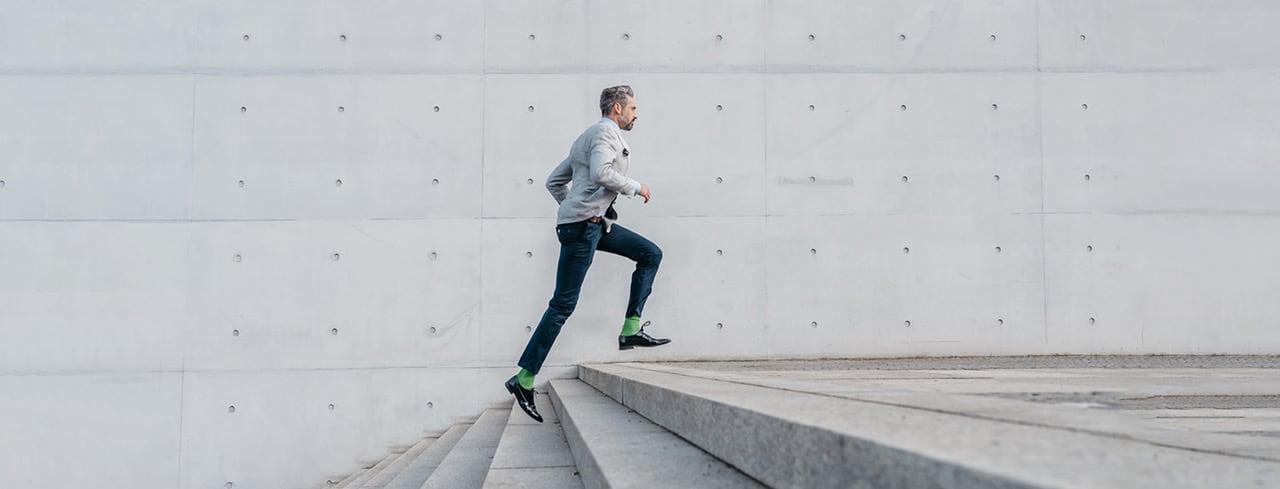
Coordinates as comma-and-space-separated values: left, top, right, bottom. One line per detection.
616, 96, 638, 131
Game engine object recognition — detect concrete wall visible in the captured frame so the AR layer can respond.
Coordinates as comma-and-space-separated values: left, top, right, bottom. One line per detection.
2, 1, 1279, 487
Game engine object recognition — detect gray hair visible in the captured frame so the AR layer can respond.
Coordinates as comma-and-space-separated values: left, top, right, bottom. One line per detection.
599, 85, 634, 116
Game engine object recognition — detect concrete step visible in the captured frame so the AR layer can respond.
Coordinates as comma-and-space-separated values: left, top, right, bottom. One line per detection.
357, 435, 437, 489
334, 450, 402, 489
421, 408, 511, 489
580, 362, 1280, 489
548, 378, 763, 489
383, 423, 471, 489
482, 394, 584, 489
327, 468, 363, 489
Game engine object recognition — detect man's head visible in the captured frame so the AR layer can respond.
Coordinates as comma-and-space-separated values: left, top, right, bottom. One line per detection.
600, 85, 637, 131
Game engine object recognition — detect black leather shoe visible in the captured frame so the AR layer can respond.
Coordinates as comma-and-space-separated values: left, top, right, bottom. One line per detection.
619, 323, 672, 350
505, 375, 543, 423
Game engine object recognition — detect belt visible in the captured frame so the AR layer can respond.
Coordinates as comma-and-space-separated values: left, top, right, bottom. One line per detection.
586, 216, 604, 223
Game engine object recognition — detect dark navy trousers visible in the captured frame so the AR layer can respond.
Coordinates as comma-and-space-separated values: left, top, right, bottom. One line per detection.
517, 220, 662, 375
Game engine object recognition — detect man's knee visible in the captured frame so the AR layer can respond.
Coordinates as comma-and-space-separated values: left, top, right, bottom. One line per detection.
644, 245, 663, 267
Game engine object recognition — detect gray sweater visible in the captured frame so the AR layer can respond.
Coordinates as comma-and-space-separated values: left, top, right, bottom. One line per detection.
546, 118, 641, 228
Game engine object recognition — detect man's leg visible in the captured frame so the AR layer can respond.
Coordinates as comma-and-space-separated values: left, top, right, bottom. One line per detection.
517, 221, 602, 376
595, 224, 670, 349
508, 221, 602, 423
595, 224, 662, 318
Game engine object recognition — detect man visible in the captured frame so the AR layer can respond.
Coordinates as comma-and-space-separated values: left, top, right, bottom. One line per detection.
504, 85, 671, 422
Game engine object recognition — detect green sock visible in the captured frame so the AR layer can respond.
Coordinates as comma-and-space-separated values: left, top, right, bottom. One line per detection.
621, 316, 641, 336
516, 369, 535, 390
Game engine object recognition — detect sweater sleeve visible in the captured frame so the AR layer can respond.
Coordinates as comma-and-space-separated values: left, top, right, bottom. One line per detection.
545, 155, 573, 203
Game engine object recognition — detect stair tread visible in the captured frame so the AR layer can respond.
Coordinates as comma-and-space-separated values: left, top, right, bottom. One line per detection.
549, 378, 763, 489
336, 449, 403, 489
482, 394, 583, 489
420, 409, 510, 489
327, 468, 364, 489
357, 435, 438, 489
382, 423, 471, 489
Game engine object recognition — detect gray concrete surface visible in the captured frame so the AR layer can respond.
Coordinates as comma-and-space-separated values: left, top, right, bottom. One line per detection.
359, 436, 436, 489
335, 450, 401, 489
582, 359, 1280, 488
482, 394, 583, 489
549, 378, 764, 489
421, 408, 509, 489
668, 355, 1280, 371
383, 423, 470, 489
5, 2, 1280, 487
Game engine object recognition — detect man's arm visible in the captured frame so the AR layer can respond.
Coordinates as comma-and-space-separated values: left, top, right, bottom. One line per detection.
545, 155, 572, 204
588, 131, 640, 196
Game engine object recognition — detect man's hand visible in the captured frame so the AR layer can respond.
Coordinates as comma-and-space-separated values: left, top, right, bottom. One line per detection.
638, 183, 651, 203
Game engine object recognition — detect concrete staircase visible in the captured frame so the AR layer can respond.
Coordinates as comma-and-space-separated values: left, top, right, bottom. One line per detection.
321, 373, 758, 489
324, 359, 1280, 488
